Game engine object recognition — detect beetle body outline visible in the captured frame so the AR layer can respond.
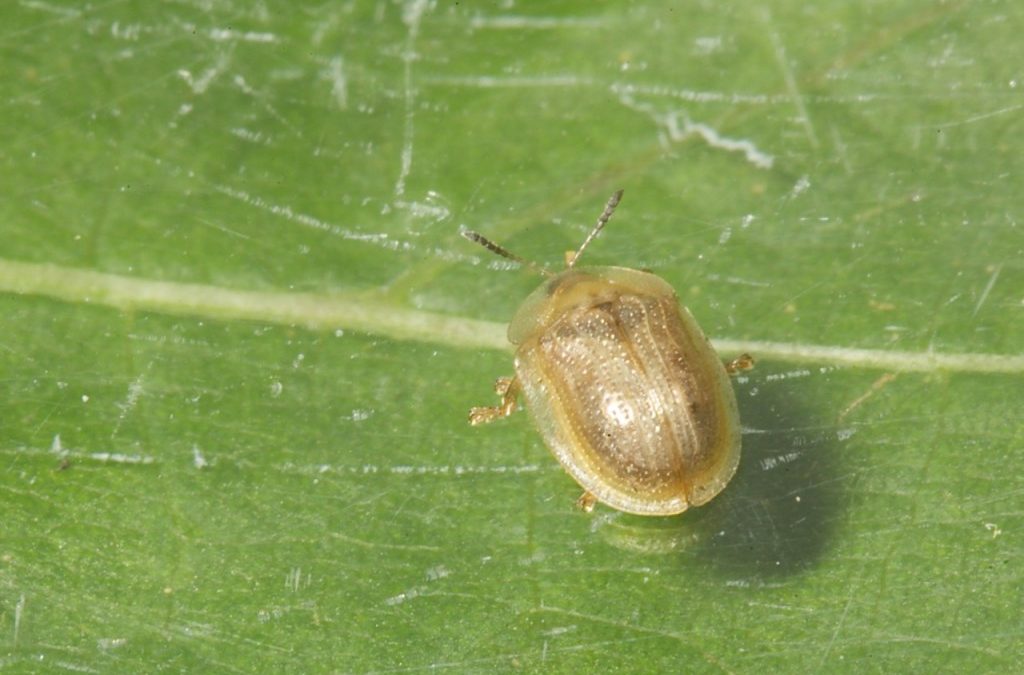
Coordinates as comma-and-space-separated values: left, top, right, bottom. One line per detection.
464, 191, 749, 516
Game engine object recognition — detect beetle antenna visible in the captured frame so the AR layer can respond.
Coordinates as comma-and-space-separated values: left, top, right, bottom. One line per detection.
567, 189, 624, 268
461, 228, 554, 277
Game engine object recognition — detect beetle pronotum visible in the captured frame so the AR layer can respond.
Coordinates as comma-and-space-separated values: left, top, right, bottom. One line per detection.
463, 190, 752, 516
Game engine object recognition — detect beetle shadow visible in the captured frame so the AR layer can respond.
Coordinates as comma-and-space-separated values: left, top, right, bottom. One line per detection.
693, 370, 845, 578
595, 367, 845, 579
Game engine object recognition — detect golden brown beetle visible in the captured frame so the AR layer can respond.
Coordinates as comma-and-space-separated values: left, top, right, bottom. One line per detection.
463, 190, 751, 516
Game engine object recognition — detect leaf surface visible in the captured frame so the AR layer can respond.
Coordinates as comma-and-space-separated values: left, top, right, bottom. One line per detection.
2, 2, 1022, 672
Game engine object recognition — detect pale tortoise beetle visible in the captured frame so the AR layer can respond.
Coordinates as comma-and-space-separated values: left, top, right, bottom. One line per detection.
462, 190, 753, 516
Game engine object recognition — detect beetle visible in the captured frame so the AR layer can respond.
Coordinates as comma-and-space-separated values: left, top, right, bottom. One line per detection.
462, 190, 752, 516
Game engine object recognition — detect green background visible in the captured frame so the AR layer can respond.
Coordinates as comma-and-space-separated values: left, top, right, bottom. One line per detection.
2, 1, 1022, 672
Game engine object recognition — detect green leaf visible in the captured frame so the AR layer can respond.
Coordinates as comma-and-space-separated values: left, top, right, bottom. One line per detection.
2, 1, 1021, 672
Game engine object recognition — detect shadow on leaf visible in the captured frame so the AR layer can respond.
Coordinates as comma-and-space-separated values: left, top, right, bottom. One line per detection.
594, 364, 845, 579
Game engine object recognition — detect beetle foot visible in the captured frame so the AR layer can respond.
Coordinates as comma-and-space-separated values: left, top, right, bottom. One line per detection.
725, 353, 755, 375
469, 405, 508, 425
469, 376, 520, 425
575, 491, 598, 513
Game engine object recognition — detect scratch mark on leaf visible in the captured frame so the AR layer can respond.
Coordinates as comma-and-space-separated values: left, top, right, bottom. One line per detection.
53, 661, 100, 673
764, 369, 812, 382
932, 103, 1024, 129
366, 636, 661, 673
29, 439, 156, 466
192, 444, 209, 469
765, 20, 820, 149
285, 566, 310, 592
13, 594, 25, 647
206, 28, 279, 44
329, 531, 441, 552
865, 634, 1004, 657
177, 54, 228, 95
325, 56, 348, 110
704, 273, 771, 288
759, 451, 803, 471
830, 125, 854, 175
214, 185, 413, 249
285, 462, 543, 477
838, 373, 897, 422
470, 15, 604, 30
424, 74, 594, 88
747, 601, 815, 612
232, 75, 301, 138
96, 637, 127, 650
111, 374, 146, 439
19, 1, 80, 18
984, 522, 1002, 539
669, 116, 774, 170
820, 590, 855, 668
384, 563, 451, 606
972, 264, 1001, 317
790, 175, 811, 198
613, 81, 878, 105
536, 604, 736, 673
615, 89, 774, 169
394, 0, 430, 200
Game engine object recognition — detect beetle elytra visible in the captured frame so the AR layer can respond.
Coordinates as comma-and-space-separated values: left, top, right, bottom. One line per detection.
463, 190, 751, 516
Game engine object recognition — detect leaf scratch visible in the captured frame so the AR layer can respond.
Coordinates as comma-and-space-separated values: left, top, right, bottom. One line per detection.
972, 264, 1001, 317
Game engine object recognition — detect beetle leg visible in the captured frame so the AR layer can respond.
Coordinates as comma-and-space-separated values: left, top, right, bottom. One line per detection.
493, 376, 514, 396
725, 353, 755, 375
575, 491, 598, 513
468, 376, 520, 425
